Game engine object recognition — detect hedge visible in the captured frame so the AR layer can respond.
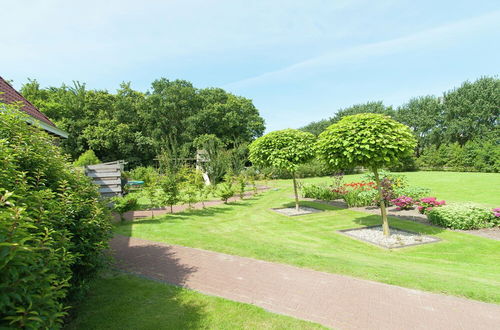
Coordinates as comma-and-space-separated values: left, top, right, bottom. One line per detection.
0, 108, 112, 328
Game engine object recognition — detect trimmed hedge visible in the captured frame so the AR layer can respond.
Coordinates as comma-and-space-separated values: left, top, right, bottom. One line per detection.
0, 108, 112, 328
427, 204, 498, 230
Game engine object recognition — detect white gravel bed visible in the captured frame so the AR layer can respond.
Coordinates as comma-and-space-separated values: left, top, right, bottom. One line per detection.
340, 225, 439, 248
272, 206, 323, 216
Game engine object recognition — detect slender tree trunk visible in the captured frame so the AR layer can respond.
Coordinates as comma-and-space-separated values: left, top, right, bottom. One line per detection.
373, 168, 390, 236
170, 205, 173, 213
292, 172, 300, 212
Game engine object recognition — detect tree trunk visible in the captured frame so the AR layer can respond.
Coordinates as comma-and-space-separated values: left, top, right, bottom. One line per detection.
373, 168, 390, 236
292, 172, 300, 212
170, 205, 173, 213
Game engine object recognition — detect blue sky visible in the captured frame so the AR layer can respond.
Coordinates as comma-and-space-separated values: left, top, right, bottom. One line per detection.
2, 0, 499, 131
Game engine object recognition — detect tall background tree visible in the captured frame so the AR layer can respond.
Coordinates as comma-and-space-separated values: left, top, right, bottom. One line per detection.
20, 78, 265, 168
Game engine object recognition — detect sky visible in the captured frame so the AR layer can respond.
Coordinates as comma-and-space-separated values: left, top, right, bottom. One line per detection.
1, 0, 499, 132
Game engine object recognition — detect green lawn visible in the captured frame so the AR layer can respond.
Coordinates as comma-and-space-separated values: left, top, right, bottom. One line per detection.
299, 171, 500, 206
66, 272, 324, 329
115, 171, 500, 304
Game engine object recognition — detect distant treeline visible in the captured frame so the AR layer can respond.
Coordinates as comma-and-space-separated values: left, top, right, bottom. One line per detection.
300, 77, 499, 172
21, 78, 265, 168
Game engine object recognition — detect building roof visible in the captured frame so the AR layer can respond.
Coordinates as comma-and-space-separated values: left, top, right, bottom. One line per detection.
0, 76, 56, 127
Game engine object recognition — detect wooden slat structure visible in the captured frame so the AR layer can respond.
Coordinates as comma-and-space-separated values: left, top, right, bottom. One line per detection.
84, 160, 125, 198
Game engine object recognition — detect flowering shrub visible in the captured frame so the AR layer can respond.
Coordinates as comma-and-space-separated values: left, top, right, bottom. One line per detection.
391, 196, 416, 210
493, 208, 500, 217
340, 181, 377, 207
418, 197, 446, 214
428, 204, 498, 229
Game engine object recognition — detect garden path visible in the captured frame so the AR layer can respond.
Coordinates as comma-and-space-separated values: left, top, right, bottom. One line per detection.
111, 234, 500, 330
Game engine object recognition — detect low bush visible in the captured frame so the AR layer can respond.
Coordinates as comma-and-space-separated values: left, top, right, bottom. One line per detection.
218, 181, 235, 203
391, 196, 416, 210
112, 194, 139, 221
393, 186, 431, 200
342, 189, 378, 207
301, 183, 339, 200
418, 197, 446, 214
128, 166, 159, 185
428, 204, 499, 229
0, 108, 111, 328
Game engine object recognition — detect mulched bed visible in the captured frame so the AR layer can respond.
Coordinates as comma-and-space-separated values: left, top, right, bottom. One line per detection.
338, 225, 440, 249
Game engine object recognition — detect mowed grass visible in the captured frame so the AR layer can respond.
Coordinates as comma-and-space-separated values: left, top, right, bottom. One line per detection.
66, 272, 325, 330
115, 172, 500, 304
298, 171, 500, 207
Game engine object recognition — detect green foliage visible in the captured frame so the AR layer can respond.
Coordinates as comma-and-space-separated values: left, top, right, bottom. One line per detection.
217, 181, 235, 204
194, 134, 230, 184
316, 113, 417, 171
73, 149, 100, 167
442, 77, 499, 146
259, 158, 333, 179
128, 166, 160, 185
249, 129, 316, 173
301, 184, 339, 201
21, 78, 265, 167
236, 174, 246, 199
302, 77, 500, 173
428, 204, 498, 230
0, 108, 111, 328
112, 195, 139, 221
393, 186, 431, 200
342, 189, 378, 207
159, 175, 181, 212
417, 139, 500, 173
301, 101, 395, 136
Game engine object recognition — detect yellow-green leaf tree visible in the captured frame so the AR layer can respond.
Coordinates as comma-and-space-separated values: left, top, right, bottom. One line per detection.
316, 113, 417, 235
249, 129, 316, 211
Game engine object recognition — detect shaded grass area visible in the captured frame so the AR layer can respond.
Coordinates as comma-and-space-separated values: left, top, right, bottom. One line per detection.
115, 186, 500, 304
65, 272, 324, 329
297, 171, 500, 207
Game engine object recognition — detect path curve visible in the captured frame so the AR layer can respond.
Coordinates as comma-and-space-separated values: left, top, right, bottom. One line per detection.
110, 235, 500, 330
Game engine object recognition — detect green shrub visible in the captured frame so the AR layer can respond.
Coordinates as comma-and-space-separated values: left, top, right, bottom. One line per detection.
128, 166, 159, 185
301, 184, 339, 200
112, 195, 139, 221
342, 189, 378, 207
0, 108, 111, 328
217, 181, 235, 203
73, 149, 100, 167
393, 186, 431, 200
428, 204, 498, 229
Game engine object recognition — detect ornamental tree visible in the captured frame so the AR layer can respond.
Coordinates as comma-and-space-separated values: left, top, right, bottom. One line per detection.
249, 129, 316, 211
316, 113, 416, 236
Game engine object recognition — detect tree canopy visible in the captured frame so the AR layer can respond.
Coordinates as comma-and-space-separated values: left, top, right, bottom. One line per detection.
20, 78, 265, 167
249, 129, 316, 211
316, 113, 417, 235
316, 113, 417, 170
249, 129, 316, 172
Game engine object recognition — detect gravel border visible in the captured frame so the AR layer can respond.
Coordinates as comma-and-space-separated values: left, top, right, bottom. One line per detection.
272, 206, 324, 216
338, 225, 441, 249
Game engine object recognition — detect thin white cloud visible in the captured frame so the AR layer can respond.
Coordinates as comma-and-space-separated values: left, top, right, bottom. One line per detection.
225, 10, 500, 89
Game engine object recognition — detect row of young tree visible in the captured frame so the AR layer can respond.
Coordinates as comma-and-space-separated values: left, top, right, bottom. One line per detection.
300, 77, 499, 172
20, 78, 266, 168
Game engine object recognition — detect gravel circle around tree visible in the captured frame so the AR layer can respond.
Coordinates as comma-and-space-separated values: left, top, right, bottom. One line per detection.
272, 206, 323, 216
339, 225, 440, 249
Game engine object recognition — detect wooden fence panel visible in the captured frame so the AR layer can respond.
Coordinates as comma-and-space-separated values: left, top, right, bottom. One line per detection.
84, 160, 125, 198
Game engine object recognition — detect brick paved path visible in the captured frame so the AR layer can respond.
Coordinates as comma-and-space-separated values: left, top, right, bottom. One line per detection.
110, 235, 500, 330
